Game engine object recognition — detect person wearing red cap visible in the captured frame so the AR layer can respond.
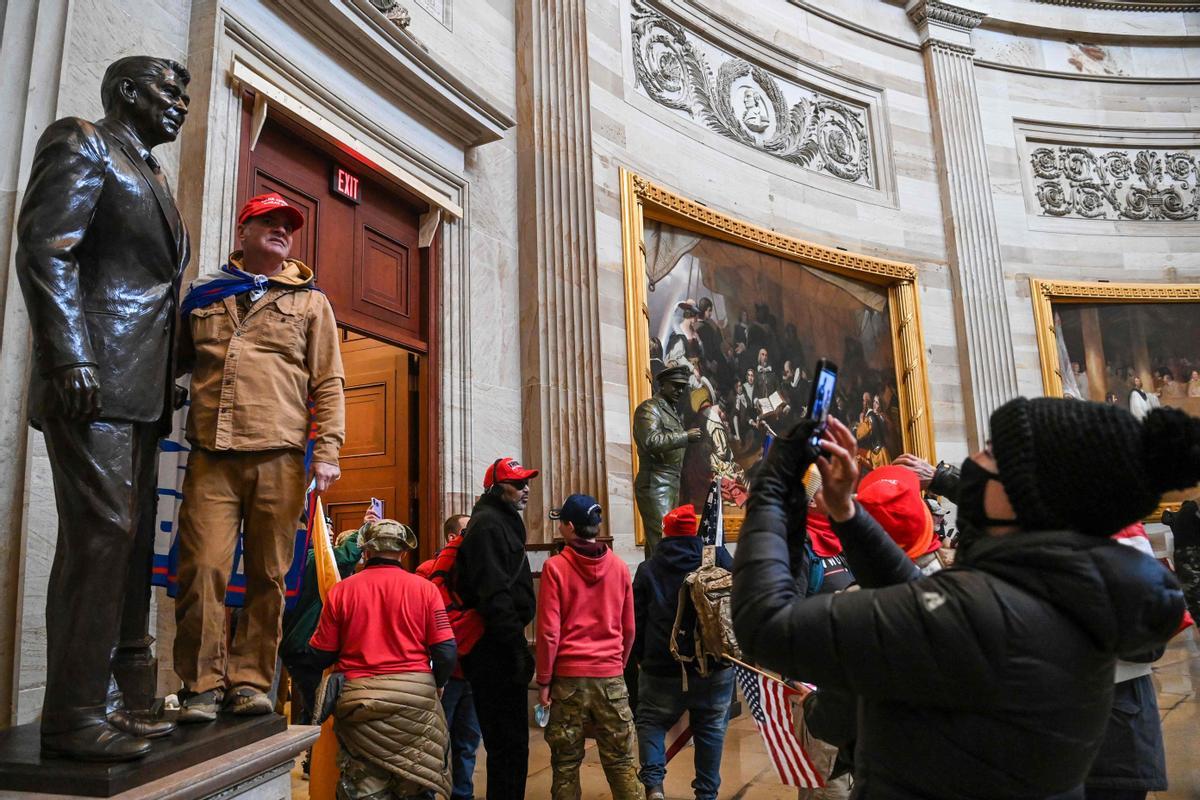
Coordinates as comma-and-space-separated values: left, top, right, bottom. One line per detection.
172, 192, 345, 720
450, 457, 540, 799
632, 504, 734, 800
856, 466, 944, 575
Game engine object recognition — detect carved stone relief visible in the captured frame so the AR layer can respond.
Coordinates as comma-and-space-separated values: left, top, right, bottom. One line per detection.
1030, 145, 1200, 221
630, 0, 874, 186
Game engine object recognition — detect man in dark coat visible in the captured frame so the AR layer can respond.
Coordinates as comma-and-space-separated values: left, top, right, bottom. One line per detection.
733, 399, 1194, 800
16, 55, 190, 761
452, 457, 539, 800
632, 504, 734, 800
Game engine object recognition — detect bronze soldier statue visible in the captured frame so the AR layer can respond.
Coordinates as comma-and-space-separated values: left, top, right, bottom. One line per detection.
16, 56, 191, 761
633, 365, 701, 558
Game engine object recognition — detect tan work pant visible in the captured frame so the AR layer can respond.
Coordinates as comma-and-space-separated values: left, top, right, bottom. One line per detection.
173, 448, 307, 694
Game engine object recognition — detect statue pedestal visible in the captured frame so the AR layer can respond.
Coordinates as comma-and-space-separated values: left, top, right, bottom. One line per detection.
0, 715, 312, 798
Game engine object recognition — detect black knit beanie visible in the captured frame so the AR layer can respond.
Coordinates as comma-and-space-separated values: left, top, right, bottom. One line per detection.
988, 397, 1200, 537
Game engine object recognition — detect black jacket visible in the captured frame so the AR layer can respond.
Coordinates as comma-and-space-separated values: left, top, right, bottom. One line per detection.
632, 536, 733, 676
452, 492, 535, 650
732, 430, 1185, 800
17, 117, 189, 427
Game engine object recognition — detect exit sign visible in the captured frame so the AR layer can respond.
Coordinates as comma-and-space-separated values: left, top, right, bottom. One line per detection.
332, 166, 361, 203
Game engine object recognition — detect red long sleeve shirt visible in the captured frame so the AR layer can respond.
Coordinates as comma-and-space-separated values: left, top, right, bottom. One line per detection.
535, 545, 635, 685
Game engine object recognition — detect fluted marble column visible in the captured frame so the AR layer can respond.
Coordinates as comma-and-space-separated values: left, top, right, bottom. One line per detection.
516, 0, 607, 539
908, 0, 1019, 448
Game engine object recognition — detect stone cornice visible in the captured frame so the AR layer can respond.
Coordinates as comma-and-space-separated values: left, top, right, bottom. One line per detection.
906, 0, 988, 33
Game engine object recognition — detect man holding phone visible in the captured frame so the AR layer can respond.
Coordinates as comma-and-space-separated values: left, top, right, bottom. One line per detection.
634, 365, 703, 558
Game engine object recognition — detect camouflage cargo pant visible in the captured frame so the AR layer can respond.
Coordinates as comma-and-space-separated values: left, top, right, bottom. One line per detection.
1177, 545, 1200, 626
336, 747, 433, 800
545, 676, 644, 800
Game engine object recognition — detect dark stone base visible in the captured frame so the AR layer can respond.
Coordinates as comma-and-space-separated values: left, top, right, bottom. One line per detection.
0, 713, 287, 797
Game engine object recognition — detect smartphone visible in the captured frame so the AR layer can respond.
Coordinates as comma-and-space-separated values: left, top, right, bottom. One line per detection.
805, 359, 839, 448
369, 497, 384, 518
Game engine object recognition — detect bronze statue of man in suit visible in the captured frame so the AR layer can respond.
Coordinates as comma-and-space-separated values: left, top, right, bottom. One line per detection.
16, 56, 191, 761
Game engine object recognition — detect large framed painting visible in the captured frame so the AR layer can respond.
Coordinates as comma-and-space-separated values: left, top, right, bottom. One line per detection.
1030, 279, 1200, 517
620, 170, 936, 542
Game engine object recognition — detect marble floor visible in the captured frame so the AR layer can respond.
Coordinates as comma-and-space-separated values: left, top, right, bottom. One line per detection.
292, 630, 1200, 799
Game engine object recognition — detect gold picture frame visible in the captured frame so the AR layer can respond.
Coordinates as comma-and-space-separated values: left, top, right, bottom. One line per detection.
620, 169, 937, 544
1029, 278, 1200, 520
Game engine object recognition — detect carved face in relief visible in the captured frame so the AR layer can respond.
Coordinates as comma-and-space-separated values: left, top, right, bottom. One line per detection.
739, 88, 770, 134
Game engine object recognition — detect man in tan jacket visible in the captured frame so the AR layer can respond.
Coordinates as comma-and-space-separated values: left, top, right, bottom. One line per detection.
174, 192, 345, 719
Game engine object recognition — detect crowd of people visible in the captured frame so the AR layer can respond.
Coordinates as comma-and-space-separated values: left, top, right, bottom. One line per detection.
293, 385, 1200, 800
1066, 358, 1200, 417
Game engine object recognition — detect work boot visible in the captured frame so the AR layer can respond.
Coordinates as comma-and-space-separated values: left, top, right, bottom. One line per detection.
41, 721, 151, 762
178, 689, 222, 723
226, 685, 272, 716
646, 784, 665, 800
108, 709, 176, 739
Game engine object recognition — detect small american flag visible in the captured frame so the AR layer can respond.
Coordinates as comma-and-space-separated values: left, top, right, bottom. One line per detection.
734, 664, 824, 788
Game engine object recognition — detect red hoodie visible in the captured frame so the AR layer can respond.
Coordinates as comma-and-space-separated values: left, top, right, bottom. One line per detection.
535, 543, 634, 685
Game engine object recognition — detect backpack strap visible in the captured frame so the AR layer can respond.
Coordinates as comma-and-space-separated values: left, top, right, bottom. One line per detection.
701, 544, 716, 569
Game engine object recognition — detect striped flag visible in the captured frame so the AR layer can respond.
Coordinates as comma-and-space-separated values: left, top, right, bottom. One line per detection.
734, 664, 824, 788
308, 495, 341, 800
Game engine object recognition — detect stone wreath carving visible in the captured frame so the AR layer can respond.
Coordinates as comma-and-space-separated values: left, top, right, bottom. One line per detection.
1030, 145, 1199, 221
630, 0, 872, 186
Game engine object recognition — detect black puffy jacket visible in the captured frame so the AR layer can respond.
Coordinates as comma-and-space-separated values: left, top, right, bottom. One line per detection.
732, 434, 1185, 800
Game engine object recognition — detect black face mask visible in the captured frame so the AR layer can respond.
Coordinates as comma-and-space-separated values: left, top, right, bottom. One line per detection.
956, 458, 1019, 549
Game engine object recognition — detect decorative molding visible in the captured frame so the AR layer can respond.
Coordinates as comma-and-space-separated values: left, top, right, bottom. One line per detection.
1030, 145, 1199, 221
620, 170, 936, 545
630, 0, 874, 187
367, 0, 412, 29
275, 0, 514, 146
923, 39, 977, 57
906, 0, 987, 33
628, 174, 915, 280
1033, 0, 1200, 10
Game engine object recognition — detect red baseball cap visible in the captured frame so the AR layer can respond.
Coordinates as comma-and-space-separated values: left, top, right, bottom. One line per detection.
237, 192, 305, 230
483, 457, 539, 489
662, 504, 699, 538
856, 465, 937, 559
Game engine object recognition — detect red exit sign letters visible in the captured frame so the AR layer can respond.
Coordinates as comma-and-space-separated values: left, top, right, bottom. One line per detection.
332, 166, 361, 203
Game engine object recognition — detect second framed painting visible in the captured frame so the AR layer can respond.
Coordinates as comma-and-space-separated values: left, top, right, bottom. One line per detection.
1031, 279, 1200, 517
620, 170, 936, 542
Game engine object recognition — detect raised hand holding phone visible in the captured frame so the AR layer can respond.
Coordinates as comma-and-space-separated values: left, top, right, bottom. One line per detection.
813, 417, 860, 523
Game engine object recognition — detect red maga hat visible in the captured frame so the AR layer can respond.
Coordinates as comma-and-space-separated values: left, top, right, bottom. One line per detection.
662, 504, 699, 538
483, 457, 539, 489
237, 192, 305, 230
856, 465, 937, 559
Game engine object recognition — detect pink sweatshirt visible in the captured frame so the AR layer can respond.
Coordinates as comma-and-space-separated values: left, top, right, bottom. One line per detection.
535, 545, 635, 685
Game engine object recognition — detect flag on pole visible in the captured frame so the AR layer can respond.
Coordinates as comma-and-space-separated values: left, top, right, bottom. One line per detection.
664, 712, 693, 764
308, 493, 341, 800
698, 477, 723, 547
733, 664, 824, 788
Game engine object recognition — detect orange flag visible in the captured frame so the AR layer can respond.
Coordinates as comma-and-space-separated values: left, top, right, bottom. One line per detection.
308, 497, 342, 800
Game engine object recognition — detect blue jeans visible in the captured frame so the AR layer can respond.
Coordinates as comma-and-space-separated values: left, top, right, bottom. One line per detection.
441, 677, 483, 800
636, 668, 734, 800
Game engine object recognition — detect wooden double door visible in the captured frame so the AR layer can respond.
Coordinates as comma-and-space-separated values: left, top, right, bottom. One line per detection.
238, 108, 436, 559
